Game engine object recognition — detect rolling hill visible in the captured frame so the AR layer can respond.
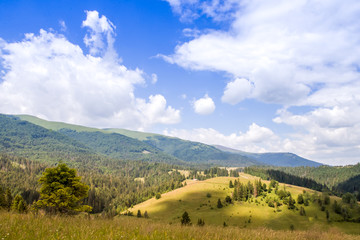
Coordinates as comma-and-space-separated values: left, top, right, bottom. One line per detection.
128, 175, 360, 234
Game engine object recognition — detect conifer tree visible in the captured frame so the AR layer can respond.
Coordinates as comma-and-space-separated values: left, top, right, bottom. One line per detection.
217, 198, 223, 208
137, 209, 142, 218
4, 188, 12, 210
144, 210, 149, 218
181, 211, 191, 225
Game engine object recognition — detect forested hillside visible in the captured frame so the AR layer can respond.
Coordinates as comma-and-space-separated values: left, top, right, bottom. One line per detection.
0, 154, 186, 213
58, 129, 182, 164
18, 114, 323, 167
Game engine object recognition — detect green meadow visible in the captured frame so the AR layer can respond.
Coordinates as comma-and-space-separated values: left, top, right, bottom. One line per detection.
129, 174, 360, 235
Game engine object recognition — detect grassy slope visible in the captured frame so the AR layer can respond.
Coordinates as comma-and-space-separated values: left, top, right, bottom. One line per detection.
0, 212, 359, 240
129, 174, 360, 235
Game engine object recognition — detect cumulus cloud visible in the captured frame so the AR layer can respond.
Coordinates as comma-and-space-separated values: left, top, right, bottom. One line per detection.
165, 0, 360, 105
0, 11, 180, 130
192, 94, 215, 115
222, 78, 253, 105
164, 0, 360, 165
164, 123, 280, 153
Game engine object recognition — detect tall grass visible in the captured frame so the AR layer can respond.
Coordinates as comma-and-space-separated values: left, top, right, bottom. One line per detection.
0, 211, 359, 240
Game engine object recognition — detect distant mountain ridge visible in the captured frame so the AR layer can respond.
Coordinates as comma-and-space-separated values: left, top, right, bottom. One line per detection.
213, 145, 322, 167
0, 114, 323, 167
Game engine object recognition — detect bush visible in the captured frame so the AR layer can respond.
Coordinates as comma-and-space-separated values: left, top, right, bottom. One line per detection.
155, 193, 161, 199
206, 193, 212, 198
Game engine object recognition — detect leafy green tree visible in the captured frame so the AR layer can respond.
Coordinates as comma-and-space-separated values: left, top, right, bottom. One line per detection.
181, 211, 191, 225
35, 163, 92, 214
217, 198, 223, 208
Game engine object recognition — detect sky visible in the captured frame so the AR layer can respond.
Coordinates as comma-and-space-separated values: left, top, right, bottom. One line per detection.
0, 0, 360, 166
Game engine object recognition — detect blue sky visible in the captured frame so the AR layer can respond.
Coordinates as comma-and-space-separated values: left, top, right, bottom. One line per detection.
1, 0, 360, 165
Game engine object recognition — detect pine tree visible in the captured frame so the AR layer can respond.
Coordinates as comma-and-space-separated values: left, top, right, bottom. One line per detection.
217, 198, 223, 208
11, 194, 27, 213
229, 180, 234, 188
181, 211, 191, 225
137, 210, 142, 218
197, 218, 205, 226
0, 187, 5, 208
144, 210, 149, 218
4, 188, 12, 211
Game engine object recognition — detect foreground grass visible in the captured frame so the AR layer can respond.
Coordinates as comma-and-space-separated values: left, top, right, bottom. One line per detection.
1, 211, 359, 240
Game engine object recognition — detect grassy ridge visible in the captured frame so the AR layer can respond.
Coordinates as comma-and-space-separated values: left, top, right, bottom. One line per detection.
0, 212, 359, 240
129, 175, 360, 235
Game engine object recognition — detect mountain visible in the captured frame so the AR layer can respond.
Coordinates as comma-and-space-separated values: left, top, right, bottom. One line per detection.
214, 145, 322, 167
15, 114, 322, 167
17, 115, 261, 167
1, 114, 182, 165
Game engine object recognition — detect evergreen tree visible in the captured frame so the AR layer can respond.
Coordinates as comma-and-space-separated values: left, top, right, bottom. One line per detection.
0, 187, 5, 208
35, 163, 92, 214
326, 209, 330, 221
299, 206, 306, 216
225, 196, 232, 204
144, 210, 149, 218
229, 180, 234, 188
137, 209, 142, 218
197, 218, 205, 226
288, 195, 295, 209
297, 194, 304, 204
11, 194, 27, 213
4, 188, 12, 210
217, 198, 223, 208
181, 211, 191, 225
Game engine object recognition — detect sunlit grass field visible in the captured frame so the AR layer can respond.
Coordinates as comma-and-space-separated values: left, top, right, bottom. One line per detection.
129, 174, 360, 235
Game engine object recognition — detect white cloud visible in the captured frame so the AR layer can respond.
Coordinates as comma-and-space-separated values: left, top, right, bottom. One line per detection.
192, 94, 215, 115
222, 78, 253, 105
164, 123, 280, 153
59, 20, 67, 32
164, 0, 240, 22
82, 10, 117, 59
165, 0, 360, 105
151, 73, 158, 84
164, 0, 360, 165
0, 11, 180, 130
